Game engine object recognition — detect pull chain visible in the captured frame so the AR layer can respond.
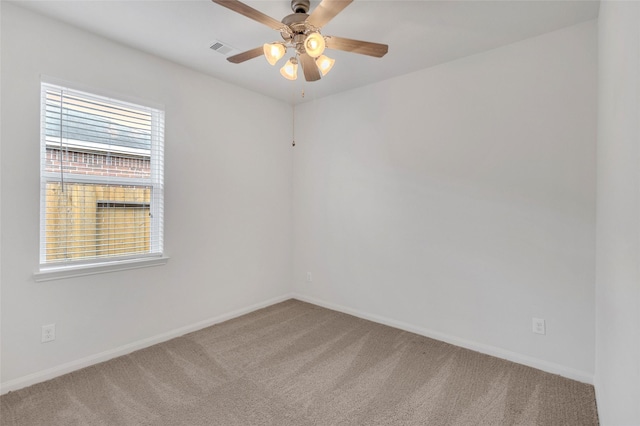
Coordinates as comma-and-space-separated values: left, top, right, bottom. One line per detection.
292, 89, 304, 147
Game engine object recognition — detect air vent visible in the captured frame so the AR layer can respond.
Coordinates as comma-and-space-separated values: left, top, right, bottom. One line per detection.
210, 40, 235, 55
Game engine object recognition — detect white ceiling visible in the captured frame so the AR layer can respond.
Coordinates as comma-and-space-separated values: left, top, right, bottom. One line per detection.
14, 0, 599, 104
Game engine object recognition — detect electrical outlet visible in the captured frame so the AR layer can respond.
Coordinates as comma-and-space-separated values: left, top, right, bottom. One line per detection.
42, 324, 56, 343
306, 272, 312, 283
532, 318, 545, 335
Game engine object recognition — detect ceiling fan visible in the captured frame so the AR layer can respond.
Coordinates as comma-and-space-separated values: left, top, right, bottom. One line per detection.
211, 0, 389, 82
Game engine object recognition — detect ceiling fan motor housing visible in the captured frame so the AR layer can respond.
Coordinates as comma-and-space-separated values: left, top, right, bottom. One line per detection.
281, 11, 311, 45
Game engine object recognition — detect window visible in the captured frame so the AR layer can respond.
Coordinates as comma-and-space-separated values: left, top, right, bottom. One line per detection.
39, 82, 165, 276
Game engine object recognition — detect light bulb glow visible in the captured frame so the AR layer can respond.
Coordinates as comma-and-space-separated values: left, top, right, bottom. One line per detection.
263, 43, 286, 66
304, 33, 326, 58
280, 58, 298, 80
316, 55, 335, 76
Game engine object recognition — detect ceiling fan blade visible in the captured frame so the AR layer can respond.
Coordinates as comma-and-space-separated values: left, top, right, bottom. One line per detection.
326, 36, 388, 58
211, 0, 284, 31
227, 46, 264, 64
299, 53, 321, 82
307, 0, 353, 28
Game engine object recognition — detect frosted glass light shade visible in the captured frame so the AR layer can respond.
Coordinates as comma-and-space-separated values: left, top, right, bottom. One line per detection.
304, 33, 325, 58
316, 55, 335, 76
280, 58, 298, 80
263, 43, 286, 66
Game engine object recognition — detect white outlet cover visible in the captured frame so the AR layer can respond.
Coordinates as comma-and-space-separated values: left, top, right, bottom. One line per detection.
42, 324, 56, 343
532, 317, 546, 335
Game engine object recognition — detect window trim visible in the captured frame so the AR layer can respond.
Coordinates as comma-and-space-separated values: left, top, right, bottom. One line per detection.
34, 255, 170, 282
37, 78, 166, 279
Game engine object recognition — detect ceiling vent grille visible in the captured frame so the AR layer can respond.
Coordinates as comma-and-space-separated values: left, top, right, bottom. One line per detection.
210, 40, 235, 55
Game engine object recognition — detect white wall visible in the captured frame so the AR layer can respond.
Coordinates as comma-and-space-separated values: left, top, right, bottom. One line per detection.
0, 3, 292, 387
595, 2, 640, 424
293, 21, 597, 380
0, 0, 611, 404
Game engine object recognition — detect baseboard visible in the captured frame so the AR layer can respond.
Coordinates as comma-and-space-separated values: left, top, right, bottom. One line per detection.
293, 293, 594, 385
593, 374, 606, 424
1, 292, 593, 394
0, 293, 294, 395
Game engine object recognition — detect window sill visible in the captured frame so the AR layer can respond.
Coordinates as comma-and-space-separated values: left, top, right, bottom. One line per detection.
34, 256, 170, 282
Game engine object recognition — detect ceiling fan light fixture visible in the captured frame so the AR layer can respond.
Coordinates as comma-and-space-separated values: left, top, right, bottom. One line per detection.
263, 42, 286, 66
280, 57, 298, 80
211, 0, 389, 82
304, 32, 325, 58
316, 54, 335, 76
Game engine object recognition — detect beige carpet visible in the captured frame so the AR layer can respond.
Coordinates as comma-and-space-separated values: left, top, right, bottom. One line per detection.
1, 299, 598, 425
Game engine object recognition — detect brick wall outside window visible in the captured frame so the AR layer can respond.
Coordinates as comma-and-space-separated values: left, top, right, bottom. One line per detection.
46, 148, 150, 179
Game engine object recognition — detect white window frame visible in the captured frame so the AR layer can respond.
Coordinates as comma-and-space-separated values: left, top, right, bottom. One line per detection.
35, 80, 168, 282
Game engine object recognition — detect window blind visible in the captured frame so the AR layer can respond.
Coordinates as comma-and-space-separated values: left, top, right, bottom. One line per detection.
40, 82, 164, 266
